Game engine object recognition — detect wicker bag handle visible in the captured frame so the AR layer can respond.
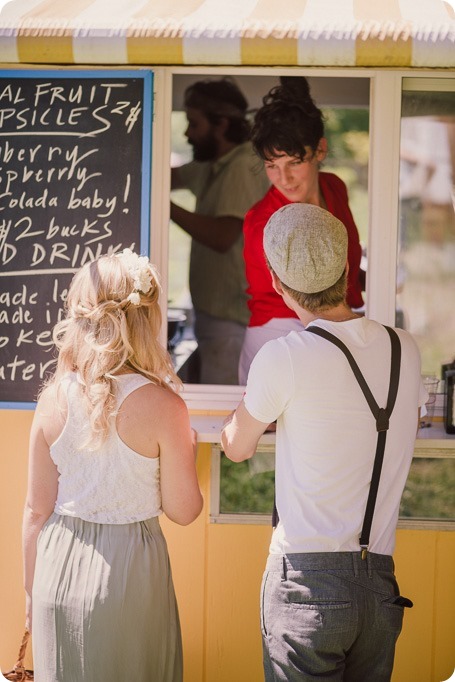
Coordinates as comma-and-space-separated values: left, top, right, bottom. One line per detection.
2, 629, 34, 681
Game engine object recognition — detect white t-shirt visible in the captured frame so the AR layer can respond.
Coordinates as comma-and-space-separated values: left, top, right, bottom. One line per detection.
244, 318, 427, 556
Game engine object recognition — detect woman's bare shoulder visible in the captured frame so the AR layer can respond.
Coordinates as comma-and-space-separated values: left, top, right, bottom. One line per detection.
34, 383, 68, 445
123, 382, 188, 423
117, 383, 189, 456
36, 384, 62, 416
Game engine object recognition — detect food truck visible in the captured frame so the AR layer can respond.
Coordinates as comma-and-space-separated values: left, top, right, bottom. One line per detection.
0, 1, 454, 679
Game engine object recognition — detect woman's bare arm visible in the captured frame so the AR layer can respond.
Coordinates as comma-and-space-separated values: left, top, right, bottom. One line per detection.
23, 387, 60, 632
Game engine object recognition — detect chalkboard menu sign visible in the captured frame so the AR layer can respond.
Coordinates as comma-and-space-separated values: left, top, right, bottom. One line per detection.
0, 70, 153, 408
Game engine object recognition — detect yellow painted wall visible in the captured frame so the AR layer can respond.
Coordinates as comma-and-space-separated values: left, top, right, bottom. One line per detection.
1, 413, 454, 681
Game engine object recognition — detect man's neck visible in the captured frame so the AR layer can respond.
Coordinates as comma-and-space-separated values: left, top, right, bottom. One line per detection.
299, 303, 361, 327
274, 275, 360, 327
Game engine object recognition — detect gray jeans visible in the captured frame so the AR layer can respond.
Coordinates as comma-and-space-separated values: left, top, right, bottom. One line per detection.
261, 552, 412, 682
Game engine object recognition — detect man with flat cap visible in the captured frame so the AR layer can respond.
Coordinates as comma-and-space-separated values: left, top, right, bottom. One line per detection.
222, 203, 427, 681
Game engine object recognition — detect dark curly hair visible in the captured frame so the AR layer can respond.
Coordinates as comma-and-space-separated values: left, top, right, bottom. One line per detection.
184, 78, 251, 144
251, 77, 325, 161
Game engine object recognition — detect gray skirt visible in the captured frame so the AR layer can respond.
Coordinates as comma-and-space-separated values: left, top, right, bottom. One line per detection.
32, 513, 182, 682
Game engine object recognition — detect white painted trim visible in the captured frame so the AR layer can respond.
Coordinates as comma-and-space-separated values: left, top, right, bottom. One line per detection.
403, 77, 455, 91
366, 72, 403, 325
209, 445, 221, 520
149, 68, 172, 347
396, 519, 455, 531
209, 515, 455, 530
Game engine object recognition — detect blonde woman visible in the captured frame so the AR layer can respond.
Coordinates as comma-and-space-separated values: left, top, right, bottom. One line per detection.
23, 250, 203, 682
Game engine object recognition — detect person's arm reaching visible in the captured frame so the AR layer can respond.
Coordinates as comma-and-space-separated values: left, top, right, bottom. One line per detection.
221, 400, 269, 462
170, 202, 243, 253
171, 149, 268, 253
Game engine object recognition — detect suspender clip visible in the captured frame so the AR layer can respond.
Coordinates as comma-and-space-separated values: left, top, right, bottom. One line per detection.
376, 408, 389, 432
361, 546, 368, 560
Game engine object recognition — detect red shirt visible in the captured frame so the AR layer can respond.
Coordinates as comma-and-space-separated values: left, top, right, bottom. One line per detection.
243, 173, 364, 327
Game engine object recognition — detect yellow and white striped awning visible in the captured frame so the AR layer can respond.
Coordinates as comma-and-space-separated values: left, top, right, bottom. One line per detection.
0, 0, 454, 68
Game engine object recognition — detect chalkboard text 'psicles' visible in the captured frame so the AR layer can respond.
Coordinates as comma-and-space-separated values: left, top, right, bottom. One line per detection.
0, 82, 142, 135
0, 72, 151, 403
0, 79, 142, 273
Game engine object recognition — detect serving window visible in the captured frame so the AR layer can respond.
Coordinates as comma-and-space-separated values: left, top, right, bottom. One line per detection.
397, 78, 455, 376
167, 74, 370, 384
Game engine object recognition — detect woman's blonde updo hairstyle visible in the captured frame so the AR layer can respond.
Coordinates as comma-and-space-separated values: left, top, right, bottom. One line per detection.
48, 250, 180, 449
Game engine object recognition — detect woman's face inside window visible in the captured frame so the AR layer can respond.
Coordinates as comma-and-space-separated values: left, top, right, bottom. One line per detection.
263, 145, 325, 203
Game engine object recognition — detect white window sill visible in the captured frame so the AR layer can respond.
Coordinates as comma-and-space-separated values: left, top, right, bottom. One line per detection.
183, 383, 455, 451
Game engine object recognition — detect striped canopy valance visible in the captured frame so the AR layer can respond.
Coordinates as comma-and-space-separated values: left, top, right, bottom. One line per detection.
0, 0, 454, 68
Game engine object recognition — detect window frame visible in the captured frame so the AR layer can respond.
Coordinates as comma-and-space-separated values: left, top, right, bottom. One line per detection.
153, 67, 454, 384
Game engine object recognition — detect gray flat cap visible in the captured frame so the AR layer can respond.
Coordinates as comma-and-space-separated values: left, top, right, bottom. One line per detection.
263, 203, 348, 293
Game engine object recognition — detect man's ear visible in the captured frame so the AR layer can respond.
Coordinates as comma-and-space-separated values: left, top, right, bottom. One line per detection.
271, 271, 284, 296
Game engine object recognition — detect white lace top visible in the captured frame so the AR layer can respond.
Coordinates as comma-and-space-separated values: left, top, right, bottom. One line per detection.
51, 372, 162, 524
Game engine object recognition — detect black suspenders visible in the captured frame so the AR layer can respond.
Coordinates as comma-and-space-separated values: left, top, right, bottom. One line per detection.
305, 325, 401, 558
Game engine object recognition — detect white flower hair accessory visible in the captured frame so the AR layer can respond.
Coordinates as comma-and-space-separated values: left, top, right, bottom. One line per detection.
117, 248, 158, 305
